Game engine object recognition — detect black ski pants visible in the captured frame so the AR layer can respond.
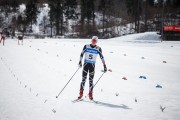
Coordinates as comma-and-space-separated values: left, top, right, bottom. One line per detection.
80, 63, 95, 92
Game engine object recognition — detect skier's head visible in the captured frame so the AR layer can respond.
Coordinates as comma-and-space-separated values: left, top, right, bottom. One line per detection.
91, 36, 98, 45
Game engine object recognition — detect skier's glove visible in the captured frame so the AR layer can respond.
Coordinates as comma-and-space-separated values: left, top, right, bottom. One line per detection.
104, 64, 107, 72
79, 61, 82, 68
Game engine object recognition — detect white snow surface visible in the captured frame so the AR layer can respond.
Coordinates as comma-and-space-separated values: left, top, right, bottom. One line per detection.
0, 32, 180, 120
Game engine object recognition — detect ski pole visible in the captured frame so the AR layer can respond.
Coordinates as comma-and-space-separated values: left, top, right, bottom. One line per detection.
56, 67, 80, 98
85, 72, 105, 97
93, 72, 105, 88
94, 69, 112, 88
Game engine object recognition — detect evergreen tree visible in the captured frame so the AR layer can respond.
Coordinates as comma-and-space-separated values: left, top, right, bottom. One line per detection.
80, 0, 94, 23
48, 0, 77, 36
11, 0, 19, 12
80, 0, 95, 36
80, 0, 86, 24
98, 0, 112, 35
11, 16, 17, 37
125, 0, 134, 15
148, 0, 155, 6
25, 0, 39, 31
86, 0, 95, 21
64, 0, 78, 20
10, 0, 19, 37
48, 1, 57, 37
86, 0, 95, 34
125, 0, 142, 33
154, 0, 164, 6
17, 14, 27, 35
0, 15, 4, 28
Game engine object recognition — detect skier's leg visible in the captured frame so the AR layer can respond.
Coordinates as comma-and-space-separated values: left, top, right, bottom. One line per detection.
80, 63, 88, 90
78, 63, 88, 98
89, 64, 95, 100
3, 39, 5, 46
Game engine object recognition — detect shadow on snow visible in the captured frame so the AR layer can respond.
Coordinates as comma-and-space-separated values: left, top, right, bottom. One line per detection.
82, 100, 131, 109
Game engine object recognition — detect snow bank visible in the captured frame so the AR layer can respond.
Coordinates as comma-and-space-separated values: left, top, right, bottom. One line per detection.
110, 32, 161, 41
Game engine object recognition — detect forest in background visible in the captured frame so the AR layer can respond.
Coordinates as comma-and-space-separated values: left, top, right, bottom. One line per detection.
0, 0, 179, 38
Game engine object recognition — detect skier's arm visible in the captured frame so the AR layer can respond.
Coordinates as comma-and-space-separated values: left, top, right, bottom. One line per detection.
99, 48, 106, 65
79, 45, 86, 67
99, 48, 107, 72
80, 45, 86, 61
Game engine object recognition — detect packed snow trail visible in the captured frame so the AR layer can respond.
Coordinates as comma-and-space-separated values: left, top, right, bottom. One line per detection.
0, 32, 180, 120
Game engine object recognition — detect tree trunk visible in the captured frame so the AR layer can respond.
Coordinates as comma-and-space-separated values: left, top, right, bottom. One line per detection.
134, 0, 137, 32
56, 21, 59, 35
60, 3, 63, 36
31, 21, 33, 32
144, 0, 148, 32
50, 21, 53, 38
137, 0, 140, 33
80, 0, 85, 37
60, 15, 63, 36
12, 27, 15, 38
102, 10, 105, 36
92, 6, 95, 33
87, 19, 90, 36
43, 17, 46, 34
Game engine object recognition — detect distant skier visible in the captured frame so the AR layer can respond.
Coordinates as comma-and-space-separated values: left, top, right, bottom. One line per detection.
78, 36, 107, 100
18, 35, 24, 45
0, 33, 5, 46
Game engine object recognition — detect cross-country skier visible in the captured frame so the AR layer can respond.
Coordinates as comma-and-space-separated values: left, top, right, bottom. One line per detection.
0, 33, 5, 46
78, 36, 107, 100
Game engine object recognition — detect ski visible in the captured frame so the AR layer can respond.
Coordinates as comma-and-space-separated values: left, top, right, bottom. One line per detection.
72, 98, 83, 103
81, 99, 99, 104
89, 99, 99, 104
72, 98, 98, 104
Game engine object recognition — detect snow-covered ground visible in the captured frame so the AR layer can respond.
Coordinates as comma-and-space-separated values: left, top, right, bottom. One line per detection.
0, 32, 180, 120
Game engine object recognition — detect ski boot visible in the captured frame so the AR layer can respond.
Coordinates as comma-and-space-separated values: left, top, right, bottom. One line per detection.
89, 91, 93, 100
78, 90, 83, 99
